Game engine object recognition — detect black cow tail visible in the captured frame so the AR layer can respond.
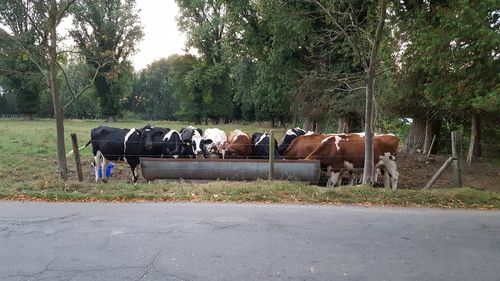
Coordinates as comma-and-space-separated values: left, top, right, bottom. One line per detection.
79, 140, 91, 150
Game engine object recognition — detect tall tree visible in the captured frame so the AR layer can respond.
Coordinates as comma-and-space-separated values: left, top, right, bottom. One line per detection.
0, 0, 77, 179
70, 0, 143, 122
0, 16, 46, 120
312, 0, 388, 185
0, 54, 45, 120
132, 55, 196, 120
177, 0, 234, 123
389, 0, 499, 159
1, 0, 115, 179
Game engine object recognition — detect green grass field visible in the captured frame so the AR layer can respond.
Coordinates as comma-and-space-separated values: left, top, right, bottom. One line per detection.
1, 119, 499, 209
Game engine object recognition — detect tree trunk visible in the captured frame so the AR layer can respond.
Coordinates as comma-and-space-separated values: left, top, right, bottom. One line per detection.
315, 119, 323, 133
303, 117, 308, 131
105, 115, 116, 122
402, 116, 441, 154
24, 113, 35, 121
467, 112, 481, 164
48, 2, 68, 180
401, 117, 426, 153
337, 116, 354, 133
362, 0, 386, 186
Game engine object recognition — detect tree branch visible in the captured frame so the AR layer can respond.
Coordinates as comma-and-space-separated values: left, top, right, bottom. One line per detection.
62, 60, 109, 111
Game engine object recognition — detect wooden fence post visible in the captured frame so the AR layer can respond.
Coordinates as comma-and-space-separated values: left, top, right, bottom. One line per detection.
269, 130, 275, 181
451, 131, 463, 187
71, 133, 83, 182
426, 135, 436, 157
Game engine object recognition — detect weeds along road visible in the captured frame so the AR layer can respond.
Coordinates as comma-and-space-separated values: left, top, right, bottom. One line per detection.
1, 202, 499, 281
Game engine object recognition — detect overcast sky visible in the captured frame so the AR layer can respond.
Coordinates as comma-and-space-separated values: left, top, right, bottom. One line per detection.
131, 0, 187, 71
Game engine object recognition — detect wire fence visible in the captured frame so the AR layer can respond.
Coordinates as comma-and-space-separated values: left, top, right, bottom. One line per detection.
0, 114, 23, 119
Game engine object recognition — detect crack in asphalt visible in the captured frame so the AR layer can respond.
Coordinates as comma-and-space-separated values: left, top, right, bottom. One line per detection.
6, 257, 58, 280
136, 251, 162, 281
0, 214, 80, 226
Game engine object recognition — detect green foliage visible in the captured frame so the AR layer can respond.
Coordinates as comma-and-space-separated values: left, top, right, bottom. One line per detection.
389, 0, 499, 118
0, 1, 48, 118
131, 55, 197, 120
176, 0, 236, 123
1, 58, 44, 116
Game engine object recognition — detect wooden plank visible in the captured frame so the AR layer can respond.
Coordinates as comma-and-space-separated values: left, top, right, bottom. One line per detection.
451, 131, 463, 187
423, 157, 453, 190
70, 133, 83, 182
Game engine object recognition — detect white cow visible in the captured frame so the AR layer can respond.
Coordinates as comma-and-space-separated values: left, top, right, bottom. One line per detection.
202, 128, 228, 158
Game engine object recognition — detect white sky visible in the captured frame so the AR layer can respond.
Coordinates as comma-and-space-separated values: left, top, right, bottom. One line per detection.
131, 0, 187, 71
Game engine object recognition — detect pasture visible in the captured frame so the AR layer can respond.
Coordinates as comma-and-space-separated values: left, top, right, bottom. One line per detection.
0, 119, 499, 209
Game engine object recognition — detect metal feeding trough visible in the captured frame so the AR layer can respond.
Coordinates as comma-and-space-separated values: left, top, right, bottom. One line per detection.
140, 158, 321, 184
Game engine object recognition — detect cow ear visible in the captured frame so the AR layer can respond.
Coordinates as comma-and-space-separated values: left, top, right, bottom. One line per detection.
135, 128, 143, 135
180, 128, 185, 133
196, 128, 202, 135
203, 139, 213, 145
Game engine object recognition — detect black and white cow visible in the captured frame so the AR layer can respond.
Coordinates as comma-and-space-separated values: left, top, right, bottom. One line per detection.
180, 126, 210, 158
251, 132, 281, 159
146, 127, 186, 158
159, 129, 185, 158
277, 127, 306, 155
89, 125, 162, 183
148, 127, 171, 158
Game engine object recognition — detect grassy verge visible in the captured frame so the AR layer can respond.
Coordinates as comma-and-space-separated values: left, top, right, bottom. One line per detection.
1, 119, 499, 209
0, 178, 499, 209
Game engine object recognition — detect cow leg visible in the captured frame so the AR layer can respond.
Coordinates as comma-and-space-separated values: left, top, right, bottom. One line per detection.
349, 171, 356, 186
381, 168, 391, 189
101, 158, 109, 183
93, 151, 102, 183
327, 171, 341, 187
374, 168, 380, 183
130, 164, 138, 184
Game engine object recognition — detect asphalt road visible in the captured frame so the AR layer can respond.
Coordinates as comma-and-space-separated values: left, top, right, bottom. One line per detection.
0, 201, 499, 281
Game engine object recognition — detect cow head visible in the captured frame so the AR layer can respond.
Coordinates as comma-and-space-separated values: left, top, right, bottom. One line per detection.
251, 132, 281, 159
180, 126, 205, 157
202, 139, 228, 158
137, 125, 163, 151
378, 152, 399, 189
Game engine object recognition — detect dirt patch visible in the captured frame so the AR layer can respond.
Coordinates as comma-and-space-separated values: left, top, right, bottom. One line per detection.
396, 153, 500, 192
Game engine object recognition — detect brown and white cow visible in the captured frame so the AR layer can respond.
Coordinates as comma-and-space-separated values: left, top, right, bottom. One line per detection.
283, 133, 340, 160
222, 129, 252, 158
305, 134, 399, 189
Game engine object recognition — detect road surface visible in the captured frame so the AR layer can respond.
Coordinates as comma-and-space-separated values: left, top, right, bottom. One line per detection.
0, 201, 499, 281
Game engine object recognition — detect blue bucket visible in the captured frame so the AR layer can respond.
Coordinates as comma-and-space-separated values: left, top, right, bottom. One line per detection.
98, 162, 115, 177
